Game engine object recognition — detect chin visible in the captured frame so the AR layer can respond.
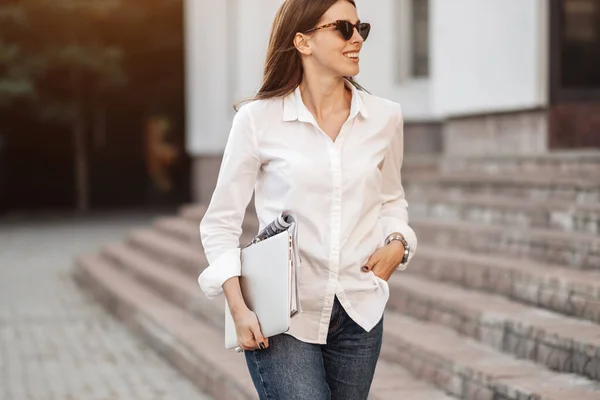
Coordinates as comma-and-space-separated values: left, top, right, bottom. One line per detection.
339, 66, 359, 77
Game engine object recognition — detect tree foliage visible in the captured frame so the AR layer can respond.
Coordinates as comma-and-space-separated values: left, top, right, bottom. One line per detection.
0, 0, 185, 211
0, 0, 130, 120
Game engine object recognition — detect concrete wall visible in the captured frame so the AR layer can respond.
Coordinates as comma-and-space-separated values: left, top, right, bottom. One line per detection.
184, 0, 230, 156
185, 0, 283, 157
356, 0, 433, 121
184, 0, 552, 195
430, 0, 549, 117
428, 0, 551, 155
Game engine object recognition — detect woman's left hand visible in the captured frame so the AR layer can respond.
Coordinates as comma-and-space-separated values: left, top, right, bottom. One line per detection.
361, 241, 405, 281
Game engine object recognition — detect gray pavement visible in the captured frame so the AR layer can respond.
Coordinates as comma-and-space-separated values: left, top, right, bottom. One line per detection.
0, 210, 212, 400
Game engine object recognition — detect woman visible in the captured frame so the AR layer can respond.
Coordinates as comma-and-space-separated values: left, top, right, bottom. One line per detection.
198, 0, 417, 398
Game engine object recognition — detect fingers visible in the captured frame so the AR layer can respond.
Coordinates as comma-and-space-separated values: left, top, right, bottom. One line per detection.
239, 337, 257, 351
362, 256, 379, 272
250, 323, 268, 350
239, 328, 269, 351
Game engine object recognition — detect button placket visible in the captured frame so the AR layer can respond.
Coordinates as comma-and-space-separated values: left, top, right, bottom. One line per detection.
330, 147, 342, 261
319, 143, 343, 343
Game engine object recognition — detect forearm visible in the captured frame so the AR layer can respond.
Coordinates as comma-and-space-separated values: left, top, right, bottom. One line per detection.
222, 276, 249, 318
382, 222, 417, 265
385, 232, 407, 266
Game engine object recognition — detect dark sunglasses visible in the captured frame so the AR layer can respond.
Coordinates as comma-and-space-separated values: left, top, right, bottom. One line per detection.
305, 20, 371, 41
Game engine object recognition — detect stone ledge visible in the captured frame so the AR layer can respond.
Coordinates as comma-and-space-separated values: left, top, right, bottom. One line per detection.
74, 252, 453, 400
386, 273, 600, 380
410, 191, 600, 235
382, 313, 600, 400
410, 244, 600, 324
413, 218, 600, 270
73, 254, 256, 400
127, 228, 206, 277
154, 217, 201, 245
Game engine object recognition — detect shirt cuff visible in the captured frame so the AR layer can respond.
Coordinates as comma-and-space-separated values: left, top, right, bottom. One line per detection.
197, 248, 241, 299
382, 221, 418, 266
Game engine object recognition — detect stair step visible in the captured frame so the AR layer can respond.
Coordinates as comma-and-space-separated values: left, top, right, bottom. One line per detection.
404, 171, 600, 205
178, 203, 207, 222
410, 191, 600, 235
74, 254, 454, 400
413, 217, 600, 270
401, 155, 440, 179
101, 243, 224, 329
73, 254, 255, 400
411, 244, 600, 324
179, 203, 259, 227
154, 217, 200, 245
435, 171, 599, 189
155, 217, 257, 249
128, 228, 206, 277
81, 244, 600, 398
382, 312, 600, 399
387, 273, 600, 380
370, 360, 456, 400
437, 151, 600, 177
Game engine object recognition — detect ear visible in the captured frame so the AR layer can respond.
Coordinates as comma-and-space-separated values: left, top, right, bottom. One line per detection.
293, 32, 312, 56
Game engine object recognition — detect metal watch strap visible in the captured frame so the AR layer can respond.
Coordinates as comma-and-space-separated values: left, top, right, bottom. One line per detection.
385, 233, 409, 270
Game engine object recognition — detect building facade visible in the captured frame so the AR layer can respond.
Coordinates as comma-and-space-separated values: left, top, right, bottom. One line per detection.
184, 0, 600, 202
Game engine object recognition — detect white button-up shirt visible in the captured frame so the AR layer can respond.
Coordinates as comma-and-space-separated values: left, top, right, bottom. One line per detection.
198, 80, 417, 344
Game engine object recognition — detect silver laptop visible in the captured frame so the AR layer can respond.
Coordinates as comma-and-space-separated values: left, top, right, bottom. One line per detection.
224, 222, 301, 349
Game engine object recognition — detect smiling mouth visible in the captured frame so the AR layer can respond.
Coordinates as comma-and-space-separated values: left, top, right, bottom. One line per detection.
344, 52, 360, 60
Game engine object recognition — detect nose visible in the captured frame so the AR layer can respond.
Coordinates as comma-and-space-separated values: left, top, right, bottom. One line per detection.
350, 27, 364, 44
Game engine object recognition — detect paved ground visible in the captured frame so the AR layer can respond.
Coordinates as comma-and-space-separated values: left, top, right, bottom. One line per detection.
0, 210, 212, 400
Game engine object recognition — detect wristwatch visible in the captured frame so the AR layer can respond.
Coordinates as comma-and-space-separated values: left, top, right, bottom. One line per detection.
385, 233, 410, 271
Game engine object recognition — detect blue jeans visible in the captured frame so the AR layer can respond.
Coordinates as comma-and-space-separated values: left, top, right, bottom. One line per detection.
244, 295, 384, 399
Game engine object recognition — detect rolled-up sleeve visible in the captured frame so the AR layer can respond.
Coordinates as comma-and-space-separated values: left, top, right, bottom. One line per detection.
198, 105, 261, 299
380, 104, 417, 265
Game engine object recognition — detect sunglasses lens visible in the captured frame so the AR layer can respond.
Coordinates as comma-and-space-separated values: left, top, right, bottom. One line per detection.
337, 21, 354, 40
336, 21, 371, 41
358, 23, 371, 41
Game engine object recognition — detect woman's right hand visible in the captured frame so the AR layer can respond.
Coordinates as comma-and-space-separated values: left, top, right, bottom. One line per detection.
233, 305, 269, 351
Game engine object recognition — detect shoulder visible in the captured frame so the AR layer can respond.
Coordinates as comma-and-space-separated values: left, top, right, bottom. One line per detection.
232, 97, 285, 144
358, 90, 403, 125
236, 97, 283, 121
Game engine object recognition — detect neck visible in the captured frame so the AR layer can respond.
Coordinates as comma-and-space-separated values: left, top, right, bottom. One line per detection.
298, 75, 351, 121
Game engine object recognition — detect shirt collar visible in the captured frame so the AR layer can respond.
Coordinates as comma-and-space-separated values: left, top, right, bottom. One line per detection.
282, 79, 369, 122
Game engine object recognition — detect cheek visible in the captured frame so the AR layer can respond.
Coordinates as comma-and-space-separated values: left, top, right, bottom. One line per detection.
313, 39, 344, 66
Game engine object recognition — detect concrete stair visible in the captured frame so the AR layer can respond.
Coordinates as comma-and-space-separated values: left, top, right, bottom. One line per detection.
412, 218, 600, 270
73, 152, 600, 399
74, 254, 256, 400
410, 191, 600, 235
405, 171, 600, 205
409, 244, 600, 324
381, 314, 600, 400
386, 273, 600, 380
435, 150, 600, 177
74, 214, 455, 399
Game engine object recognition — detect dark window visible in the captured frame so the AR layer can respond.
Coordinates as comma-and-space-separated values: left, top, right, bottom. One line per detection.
412, 0, 430, 78
561, 0, 600, 88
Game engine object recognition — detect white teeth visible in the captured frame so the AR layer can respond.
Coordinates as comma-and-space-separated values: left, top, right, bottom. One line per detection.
344, 52, 359, 59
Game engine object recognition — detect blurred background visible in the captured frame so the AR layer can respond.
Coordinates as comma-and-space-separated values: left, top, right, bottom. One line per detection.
1, 1, 600, 399
0, 0, 188, 215
1, 0, 598, 215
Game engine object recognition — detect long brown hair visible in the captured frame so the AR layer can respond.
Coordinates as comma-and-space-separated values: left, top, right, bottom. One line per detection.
234, 0, 367, 111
